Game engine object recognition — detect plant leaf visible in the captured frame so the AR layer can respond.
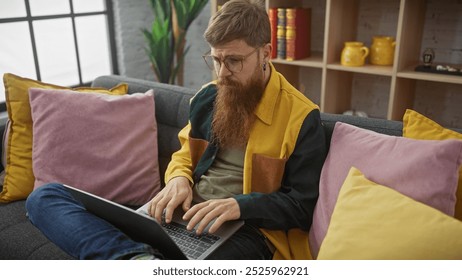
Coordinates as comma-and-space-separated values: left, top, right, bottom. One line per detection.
142, 0, 207, 84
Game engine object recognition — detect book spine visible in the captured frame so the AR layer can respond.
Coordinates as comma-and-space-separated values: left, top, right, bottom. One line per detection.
277, 8, 286, 59
268, 8, 278, 59
286, 8, 296, 28
286, 27, 296, 61
285, 8, 296, 61
285, 8, 311, 61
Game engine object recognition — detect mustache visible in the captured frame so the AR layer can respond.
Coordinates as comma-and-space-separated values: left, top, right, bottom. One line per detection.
217, 77, 240, 87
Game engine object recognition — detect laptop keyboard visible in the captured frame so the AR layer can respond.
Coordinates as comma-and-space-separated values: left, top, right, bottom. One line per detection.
162, 221, 220, 259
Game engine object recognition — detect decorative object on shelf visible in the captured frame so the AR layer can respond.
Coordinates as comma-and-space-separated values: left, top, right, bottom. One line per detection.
422, 48, 435, 67
415, 47, 462, 76
342, 109, 368, 118
341, 42, 369, 67
370, 36, 396, 66
142, 0, 208, 85
436, 65, 458, 72
415, 64, 462, 76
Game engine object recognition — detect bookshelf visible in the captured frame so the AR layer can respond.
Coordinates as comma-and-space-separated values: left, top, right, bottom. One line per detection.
210, 0, 462, 126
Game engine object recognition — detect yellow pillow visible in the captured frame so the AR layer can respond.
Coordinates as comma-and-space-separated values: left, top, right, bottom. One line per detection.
317, 167, 462, 260
0, 73, 128, 202
403, 109, 462, 220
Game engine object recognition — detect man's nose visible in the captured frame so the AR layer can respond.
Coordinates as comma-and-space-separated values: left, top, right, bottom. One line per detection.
217, 64, 232, 78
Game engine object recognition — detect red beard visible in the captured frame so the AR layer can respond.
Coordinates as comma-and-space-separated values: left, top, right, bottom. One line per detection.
212, 69, 265, 148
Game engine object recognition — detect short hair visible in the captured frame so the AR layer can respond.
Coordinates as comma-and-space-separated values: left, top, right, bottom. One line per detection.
204, 0, 271, 48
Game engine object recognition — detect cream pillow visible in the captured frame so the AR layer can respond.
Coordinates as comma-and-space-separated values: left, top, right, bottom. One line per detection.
317, 167, 462, 260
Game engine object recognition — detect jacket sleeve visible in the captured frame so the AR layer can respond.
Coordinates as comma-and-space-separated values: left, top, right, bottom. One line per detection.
164, 122, 194, 185
164, 84, 217, 186
234, 109, 327, 231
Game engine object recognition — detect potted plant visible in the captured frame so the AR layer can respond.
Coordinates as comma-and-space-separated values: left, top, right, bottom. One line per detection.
142, 0, 208, 85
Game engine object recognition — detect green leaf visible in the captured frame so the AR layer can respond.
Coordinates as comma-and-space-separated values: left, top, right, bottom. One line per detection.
142, 0, 207, 84
173, 0, 187, 29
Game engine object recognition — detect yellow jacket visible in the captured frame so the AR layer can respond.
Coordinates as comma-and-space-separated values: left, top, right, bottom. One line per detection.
165, 63, 327, 259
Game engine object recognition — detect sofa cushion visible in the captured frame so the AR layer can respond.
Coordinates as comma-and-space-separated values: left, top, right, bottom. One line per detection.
0, 201, 72, 259
317, 167, 462, 260
309, 122, 462, 258
403, 109, 462, 221
1, 73, 128, 202
29, 88, 160, 206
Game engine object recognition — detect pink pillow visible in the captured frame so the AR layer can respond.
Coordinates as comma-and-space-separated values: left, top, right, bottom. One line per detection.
309, 122, 462, 258
29, 88, 161, 206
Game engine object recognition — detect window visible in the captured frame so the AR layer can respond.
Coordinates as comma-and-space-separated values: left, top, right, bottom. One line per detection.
0, 0, 118, 111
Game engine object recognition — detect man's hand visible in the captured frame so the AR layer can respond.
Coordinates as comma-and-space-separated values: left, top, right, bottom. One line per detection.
183, 198, 241, 235
148, 176, 193, 223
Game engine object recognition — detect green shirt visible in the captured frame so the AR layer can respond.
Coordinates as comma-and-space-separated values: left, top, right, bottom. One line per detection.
193, 148, 245, 202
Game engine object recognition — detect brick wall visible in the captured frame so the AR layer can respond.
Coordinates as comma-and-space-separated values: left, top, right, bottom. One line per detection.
414, 0, 462, 128
352, 0, 462, 127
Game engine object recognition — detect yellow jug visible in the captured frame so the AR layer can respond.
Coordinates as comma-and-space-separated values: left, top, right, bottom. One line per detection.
370, 36, 396, 66
341, 42, 369, 67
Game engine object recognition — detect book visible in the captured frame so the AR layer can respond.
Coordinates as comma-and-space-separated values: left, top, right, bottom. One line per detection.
276, 8, 286, 59
268, 8, 278, 58
285, 8, 311, 61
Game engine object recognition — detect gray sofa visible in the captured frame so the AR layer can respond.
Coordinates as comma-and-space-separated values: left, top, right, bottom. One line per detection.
0, 74, 410, 259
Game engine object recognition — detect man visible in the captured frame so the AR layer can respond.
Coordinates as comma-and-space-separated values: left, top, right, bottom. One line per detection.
26, 0, 326, 260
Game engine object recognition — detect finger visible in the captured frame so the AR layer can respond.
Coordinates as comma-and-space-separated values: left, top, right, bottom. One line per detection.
146, 201, 153, 216
207, 215, 226, 234
196, 205, 229, 234
149, 187, 168, 217
189, 205, 220, 234
194, 212, 217, 235
182, 196, 192, 212
164, 199, 181, 224
185, 204, 209, 231
182, 202, 205, 220
148, 196, 159, 217
154, 196, 169, 223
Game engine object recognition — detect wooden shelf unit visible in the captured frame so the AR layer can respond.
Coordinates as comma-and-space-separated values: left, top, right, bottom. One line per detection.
211, 0, 462, 124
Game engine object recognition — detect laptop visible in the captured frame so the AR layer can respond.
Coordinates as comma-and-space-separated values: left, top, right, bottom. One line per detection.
63, 184, 244, 260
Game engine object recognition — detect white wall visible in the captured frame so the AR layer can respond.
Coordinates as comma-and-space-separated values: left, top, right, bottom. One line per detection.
112, 0, 211, 91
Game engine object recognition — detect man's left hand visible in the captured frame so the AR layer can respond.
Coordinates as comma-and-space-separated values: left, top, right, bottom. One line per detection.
182, 198, 240, 235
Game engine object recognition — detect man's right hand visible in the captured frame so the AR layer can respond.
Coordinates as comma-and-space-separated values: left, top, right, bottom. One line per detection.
148, 176, 193, 224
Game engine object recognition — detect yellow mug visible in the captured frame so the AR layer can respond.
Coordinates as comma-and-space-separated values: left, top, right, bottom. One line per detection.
370, 36, 396, 66
341, 42, 369, 67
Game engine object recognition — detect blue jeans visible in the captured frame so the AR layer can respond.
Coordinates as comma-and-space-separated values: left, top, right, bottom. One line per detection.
26, 184, 272, 260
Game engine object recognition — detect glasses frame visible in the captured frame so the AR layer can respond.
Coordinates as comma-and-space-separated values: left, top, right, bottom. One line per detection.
202, 47, 260, 74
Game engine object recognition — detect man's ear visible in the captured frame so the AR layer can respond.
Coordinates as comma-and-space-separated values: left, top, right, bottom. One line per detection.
263, 43, 272, 61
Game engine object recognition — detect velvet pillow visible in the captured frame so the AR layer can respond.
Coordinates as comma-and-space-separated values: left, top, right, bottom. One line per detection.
29, 88, 160, 206
1, 73, 128, 202
309, 122, 462, 258
317, 167, 462, 260
403, 109, 462, 221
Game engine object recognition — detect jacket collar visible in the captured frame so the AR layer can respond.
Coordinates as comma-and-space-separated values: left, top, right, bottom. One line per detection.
254, 62, 280, 126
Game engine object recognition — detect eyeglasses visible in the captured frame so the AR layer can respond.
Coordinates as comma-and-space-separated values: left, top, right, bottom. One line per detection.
202, 47, 260, 74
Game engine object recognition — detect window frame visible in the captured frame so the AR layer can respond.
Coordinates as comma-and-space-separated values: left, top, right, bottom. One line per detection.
0, 0, 119, 112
